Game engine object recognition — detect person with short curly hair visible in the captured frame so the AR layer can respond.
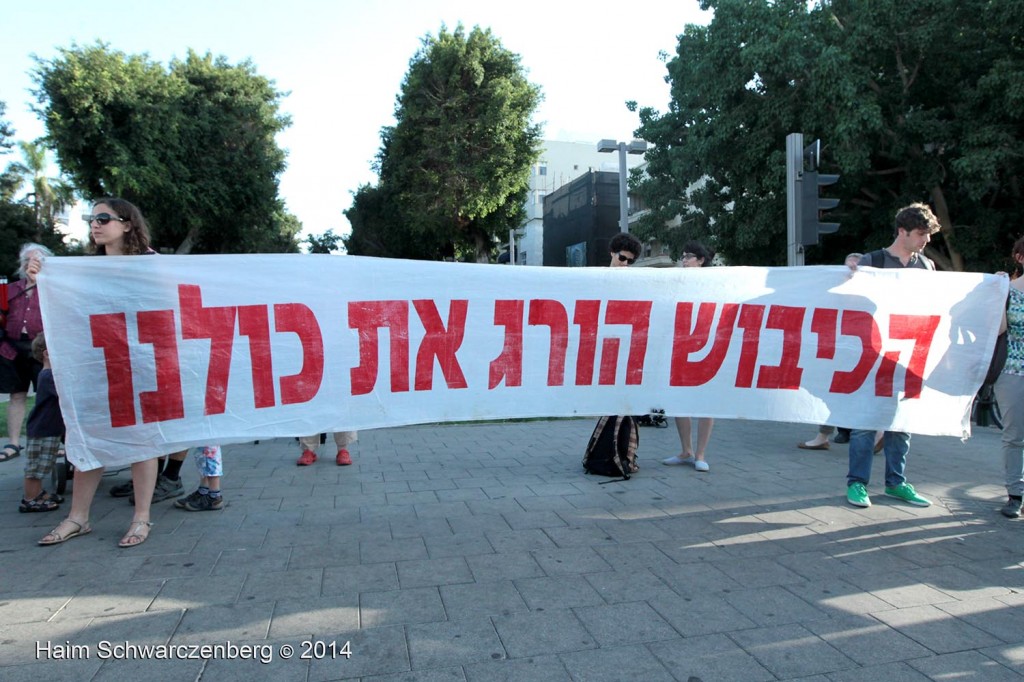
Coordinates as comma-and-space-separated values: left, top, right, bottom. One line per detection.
608, 232, 642, 268
844, 203, 939, 509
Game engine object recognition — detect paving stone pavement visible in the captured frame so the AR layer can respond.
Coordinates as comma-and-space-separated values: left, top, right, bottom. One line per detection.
0, 418, 1022, 681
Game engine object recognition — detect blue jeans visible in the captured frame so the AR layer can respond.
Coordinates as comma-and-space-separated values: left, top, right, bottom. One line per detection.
847, 429, 910, 488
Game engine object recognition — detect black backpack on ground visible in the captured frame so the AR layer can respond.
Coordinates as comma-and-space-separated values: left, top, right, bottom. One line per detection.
582, 416, 639, 481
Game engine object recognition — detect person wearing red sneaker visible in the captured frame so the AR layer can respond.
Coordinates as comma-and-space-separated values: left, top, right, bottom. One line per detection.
296, 431, 357, 466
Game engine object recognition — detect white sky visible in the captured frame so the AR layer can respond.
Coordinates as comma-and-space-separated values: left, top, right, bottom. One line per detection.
0, 0, 710, 244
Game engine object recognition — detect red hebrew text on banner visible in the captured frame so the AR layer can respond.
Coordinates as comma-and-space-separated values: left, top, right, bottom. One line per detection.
37, 255, 1007, 470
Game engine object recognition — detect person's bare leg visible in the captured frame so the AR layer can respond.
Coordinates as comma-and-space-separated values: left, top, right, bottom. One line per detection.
122, 457, 159, 545
6, 391, 27, 447
675, 417, 694, 457
23, 476, 43, 500
40, 467, 103, 542
694, 418, 715, 461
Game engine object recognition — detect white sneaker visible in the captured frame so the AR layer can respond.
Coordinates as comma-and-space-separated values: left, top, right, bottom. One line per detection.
694, 460, 710, 472
662, 454, 695, 466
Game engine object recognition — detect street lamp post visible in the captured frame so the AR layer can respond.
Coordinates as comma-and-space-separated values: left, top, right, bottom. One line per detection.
597, 139, 647, 233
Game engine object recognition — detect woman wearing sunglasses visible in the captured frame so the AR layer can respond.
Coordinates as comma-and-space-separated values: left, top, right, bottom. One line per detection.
663, 241, 717, 472
39, 197, 161, 547
86, 200, 156, 256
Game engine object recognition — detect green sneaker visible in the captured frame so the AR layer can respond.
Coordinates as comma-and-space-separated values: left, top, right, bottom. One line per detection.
884, 483, 931, 507
847, 482, 871, 508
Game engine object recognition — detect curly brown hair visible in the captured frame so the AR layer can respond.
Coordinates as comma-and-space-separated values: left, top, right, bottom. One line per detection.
87, 197, 152, 256
893, 202, 940, 237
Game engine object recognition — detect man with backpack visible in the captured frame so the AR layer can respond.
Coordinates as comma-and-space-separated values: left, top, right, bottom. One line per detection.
845, 203, 940, 509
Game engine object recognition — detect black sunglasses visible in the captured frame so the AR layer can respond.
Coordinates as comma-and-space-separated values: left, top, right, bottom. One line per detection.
83, 212, 127, 226
616, 252, 636, 265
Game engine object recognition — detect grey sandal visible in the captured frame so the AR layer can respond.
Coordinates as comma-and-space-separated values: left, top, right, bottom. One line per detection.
118, 520, 153, 548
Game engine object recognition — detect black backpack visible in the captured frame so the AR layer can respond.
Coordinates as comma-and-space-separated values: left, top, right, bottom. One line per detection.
982, 292, 1011, 390
583, 416, 639, 481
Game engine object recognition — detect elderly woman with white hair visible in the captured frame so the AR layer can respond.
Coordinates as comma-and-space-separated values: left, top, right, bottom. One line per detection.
0, 242, 55, 462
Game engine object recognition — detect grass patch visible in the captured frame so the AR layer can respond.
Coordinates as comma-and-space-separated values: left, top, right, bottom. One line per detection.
0, 395, 35, 439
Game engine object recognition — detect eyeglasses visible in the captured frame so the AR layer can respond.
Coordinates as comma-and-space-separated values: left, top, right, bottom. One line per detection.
681, 253, 698, 260
83, 213, 127, 226
616, 252, 636, 265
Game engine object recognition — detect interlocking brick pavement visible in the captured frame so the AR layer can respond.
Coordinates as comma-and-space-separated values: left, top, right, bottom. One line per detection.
0, 418, 1021, 681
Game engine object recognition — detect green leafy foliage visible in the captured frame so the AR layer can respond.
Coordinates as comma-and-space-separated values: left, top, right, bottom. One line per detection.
304, 228, 344, 254
345, 25, 542, 262
32, 44, 299, 254
634, 0, 1024, 271
0, 102, 13, 155
0, 202, 40, 276
345, 183, 453, 260
5, 140, 75, 242
0, 103, 69, 270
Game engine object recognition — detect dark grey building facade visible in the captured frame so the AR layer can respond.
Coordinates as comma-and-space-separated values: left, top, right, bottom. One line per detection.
541, 171, 622, 267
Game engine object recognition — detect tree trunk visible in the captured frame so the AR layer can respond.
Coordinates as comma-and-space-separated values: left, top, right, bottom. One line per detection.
473, 232, 489, 263
929, 185, 963, 271
175, 225, 201, 254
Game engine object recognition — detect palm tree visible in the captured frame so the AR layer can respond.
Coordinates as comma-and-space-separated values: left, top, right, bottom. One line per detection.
7, 140, 75, 241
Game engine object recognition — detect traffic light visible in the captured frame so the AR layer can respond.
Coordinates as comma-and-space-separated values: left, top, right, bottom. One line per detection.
799, 170, 840, 246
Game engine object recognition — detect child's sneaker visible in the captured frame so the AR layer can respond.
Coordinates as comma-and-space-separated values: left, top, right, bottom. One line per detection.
336, 448, 352, 466
181, 493, 224, 511
884, 483, 931, 507
174, 489, 205, 509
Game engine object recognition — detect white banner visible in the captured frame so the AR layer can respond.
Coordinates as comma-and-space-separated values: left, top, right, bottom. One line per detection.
37, 255, 1006, 470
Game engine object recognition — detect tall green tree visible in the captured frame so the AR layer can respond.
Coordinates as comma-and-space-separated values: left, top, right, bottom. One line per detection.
32, 43, 299, 254
345, 183, 453, 260
634, 0, 1024, 271
0, 102, 60, 273
346, 25, 543, 262
6, 140, 75, 241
